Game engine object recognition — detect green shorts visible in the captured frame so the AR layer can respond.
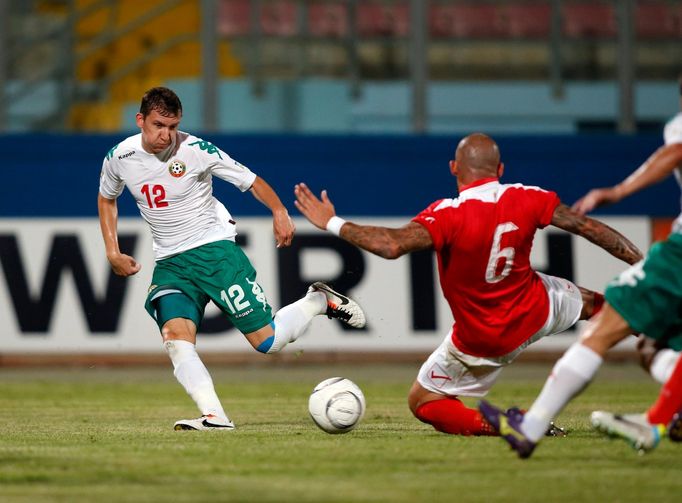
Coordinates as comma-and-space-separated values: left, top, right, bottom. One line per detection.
144, 240, 273, 334
605, 233, 682, 351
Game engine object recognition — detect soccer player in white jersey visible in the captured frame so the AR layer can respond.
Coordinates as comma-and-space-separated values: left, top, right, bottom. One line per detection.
480, 92, 682, 457
295, 133, 642, 437
98, 87, 365, 431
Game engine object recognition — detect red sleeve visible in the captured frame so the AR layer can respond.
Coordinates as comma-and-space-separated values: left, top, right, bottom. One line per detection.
411, 199, 453, 251
532, 189, 561, 228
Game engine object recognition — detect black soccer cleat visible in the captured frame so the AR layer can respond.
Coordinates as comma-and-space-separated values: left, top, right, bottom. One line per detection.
308, 282, 366, 328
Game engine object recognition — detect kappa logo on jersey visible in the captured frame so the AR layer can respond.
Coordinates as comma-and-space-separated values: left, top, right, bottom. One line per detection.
246, 277, 268, 311
105, 143, 119, 160
168, 160, 186, 178
118, 150, 135, 160
188, 140, 224, 160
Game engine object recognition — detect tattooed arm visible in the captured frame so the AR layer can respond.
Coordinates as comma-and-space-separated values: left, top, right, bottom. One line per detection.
294, 183, 433, 259
336, 221, 432, 259
551, 203, 643, 265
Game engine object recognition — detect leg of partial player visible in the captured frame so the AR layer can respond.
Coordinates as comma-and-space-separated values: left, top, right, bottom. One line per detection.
647, 354, 682, 425
479, 304, 632, 457
519, 305, 630, 442
246, 282, 367, 354
589, 360, 682, 452
649, 349, 680, 384
589, 354, 682, 452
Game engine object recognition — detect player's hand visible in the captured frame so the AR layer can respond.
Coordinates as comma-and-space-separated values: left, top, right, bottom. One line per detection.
273, 208, 295, 248
107, 253, 141, 277
294, 183, 336, 230
571, 187, 621, 215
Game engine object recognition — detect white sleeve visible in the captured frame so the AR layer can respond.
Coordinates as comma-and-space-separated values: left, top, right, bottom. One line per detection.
206, 146, 257, 192
99, 156, 125, 199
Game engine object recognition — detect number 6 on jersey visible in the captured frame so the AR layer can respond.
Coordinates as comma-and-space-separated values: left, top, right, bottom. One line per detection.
485, 222, 518, 284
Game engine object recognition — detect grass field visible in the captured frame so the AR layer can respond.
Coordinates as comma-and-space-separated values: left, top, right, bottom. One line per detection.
0, 362, 679, 503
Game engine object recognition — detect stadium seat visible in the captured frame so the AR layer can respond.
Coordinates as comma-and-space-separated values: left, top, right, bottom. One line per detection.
499, 3, 551, 39
308, 2, 348, 38
218, 0, 298, 37
562, 2, 616, 38
429, 3, 504, 39
356, 2, 409, 37
218, 0, 250, 36
635, 2, 682, 39
260, 0, 298, 37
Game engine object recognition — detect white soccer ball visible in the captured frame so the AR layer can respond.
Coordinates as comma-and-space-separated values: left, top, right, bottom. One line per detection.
308, 377, 366, 434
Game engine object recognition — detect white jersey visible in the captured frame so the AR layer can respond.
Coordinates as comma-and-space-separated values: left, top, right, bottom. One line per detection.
99, 131, 257, 259
663, 112, 682, 235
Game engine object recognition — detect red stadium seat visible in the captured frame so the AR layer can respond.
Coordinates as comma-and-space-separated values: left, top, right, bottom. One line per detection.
260, 0, 298, 36
308, 2, 349, 38
429, 3, 502, 39
562, 2, 616, 38
499, 3, 551, 39
357, 2, 410, 37
636, 2, 682, 39
218, 0, 298, 37
218, 0, 682, 42
218, 0, 250, 37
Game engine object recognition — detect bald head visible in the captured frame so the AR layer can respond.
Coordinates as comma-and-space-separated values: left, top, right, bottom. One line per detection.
455, 133, 501, 178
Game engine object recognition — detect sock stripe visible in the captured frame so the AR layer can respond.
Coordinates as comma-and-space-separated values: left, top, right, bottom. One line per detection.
256, 335, 275, 354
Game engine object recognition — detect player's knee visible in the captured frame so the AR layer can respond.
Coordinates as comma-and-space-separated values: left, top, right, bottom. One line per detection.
407, 382, 430, 415
161, 326, 185, 342
255, 335, 275, 354
245, 322, 278, 354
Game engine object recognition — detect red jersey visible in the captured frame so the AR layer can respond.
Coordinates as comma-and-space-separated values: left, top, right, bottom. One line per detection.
412, 177, 561, 357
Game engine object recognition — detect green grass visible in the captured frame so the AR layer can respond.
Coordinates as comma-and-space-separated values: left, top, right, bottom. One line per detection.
0, 363, 679, 502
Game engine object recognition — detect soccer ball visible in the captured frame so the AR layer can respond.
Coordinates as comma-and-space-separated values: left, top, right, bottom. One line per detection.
308, 377, 366, 434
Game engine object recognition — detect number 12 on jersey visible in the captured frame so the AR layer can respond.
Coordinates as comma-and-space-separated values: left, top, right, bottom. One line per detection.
221, 285, 251, 314
141, 184, 169, 208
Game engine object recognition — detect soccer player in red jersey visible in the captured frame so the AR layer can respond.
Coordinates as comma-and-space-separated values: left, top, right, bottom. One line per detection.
294, 133, 643, 436
479, 105, 682, 456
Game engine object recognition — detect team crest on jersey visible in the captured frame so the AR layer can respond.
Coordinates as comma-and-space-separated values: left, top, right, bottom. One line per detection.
168, 160, 186, 178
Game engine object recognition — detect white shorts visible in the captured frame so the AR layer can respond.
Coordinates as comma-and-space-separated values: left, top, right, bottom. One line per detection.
416, 273, 583, 398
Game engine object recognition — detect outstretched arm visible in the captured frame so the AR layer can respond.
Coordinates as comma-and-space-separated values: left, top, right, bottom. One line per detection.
551, 203, 643, 265
294, 183, 433, 259
97, 193, 141, 276
250, 176, 295, 248
573, 143, 682, 214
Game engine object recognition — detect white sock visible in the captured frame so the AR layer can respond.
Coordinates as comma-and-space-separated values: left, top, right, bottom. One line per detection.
164, 339, 228, 420
650, 349, 680, 384
522, 343, 603, 442
266, 291, 326, 354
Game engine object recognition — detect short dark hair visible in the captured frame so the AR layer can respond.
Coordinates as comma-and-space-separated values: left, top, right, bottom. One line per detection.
139, 87, 182, 117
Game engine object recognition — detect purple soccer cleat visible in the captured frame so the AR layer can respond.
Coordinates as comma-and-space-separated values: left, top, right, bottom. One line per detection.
506, 406, 567, 437
479, 400, 537, 459
669, 410, 682, 442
